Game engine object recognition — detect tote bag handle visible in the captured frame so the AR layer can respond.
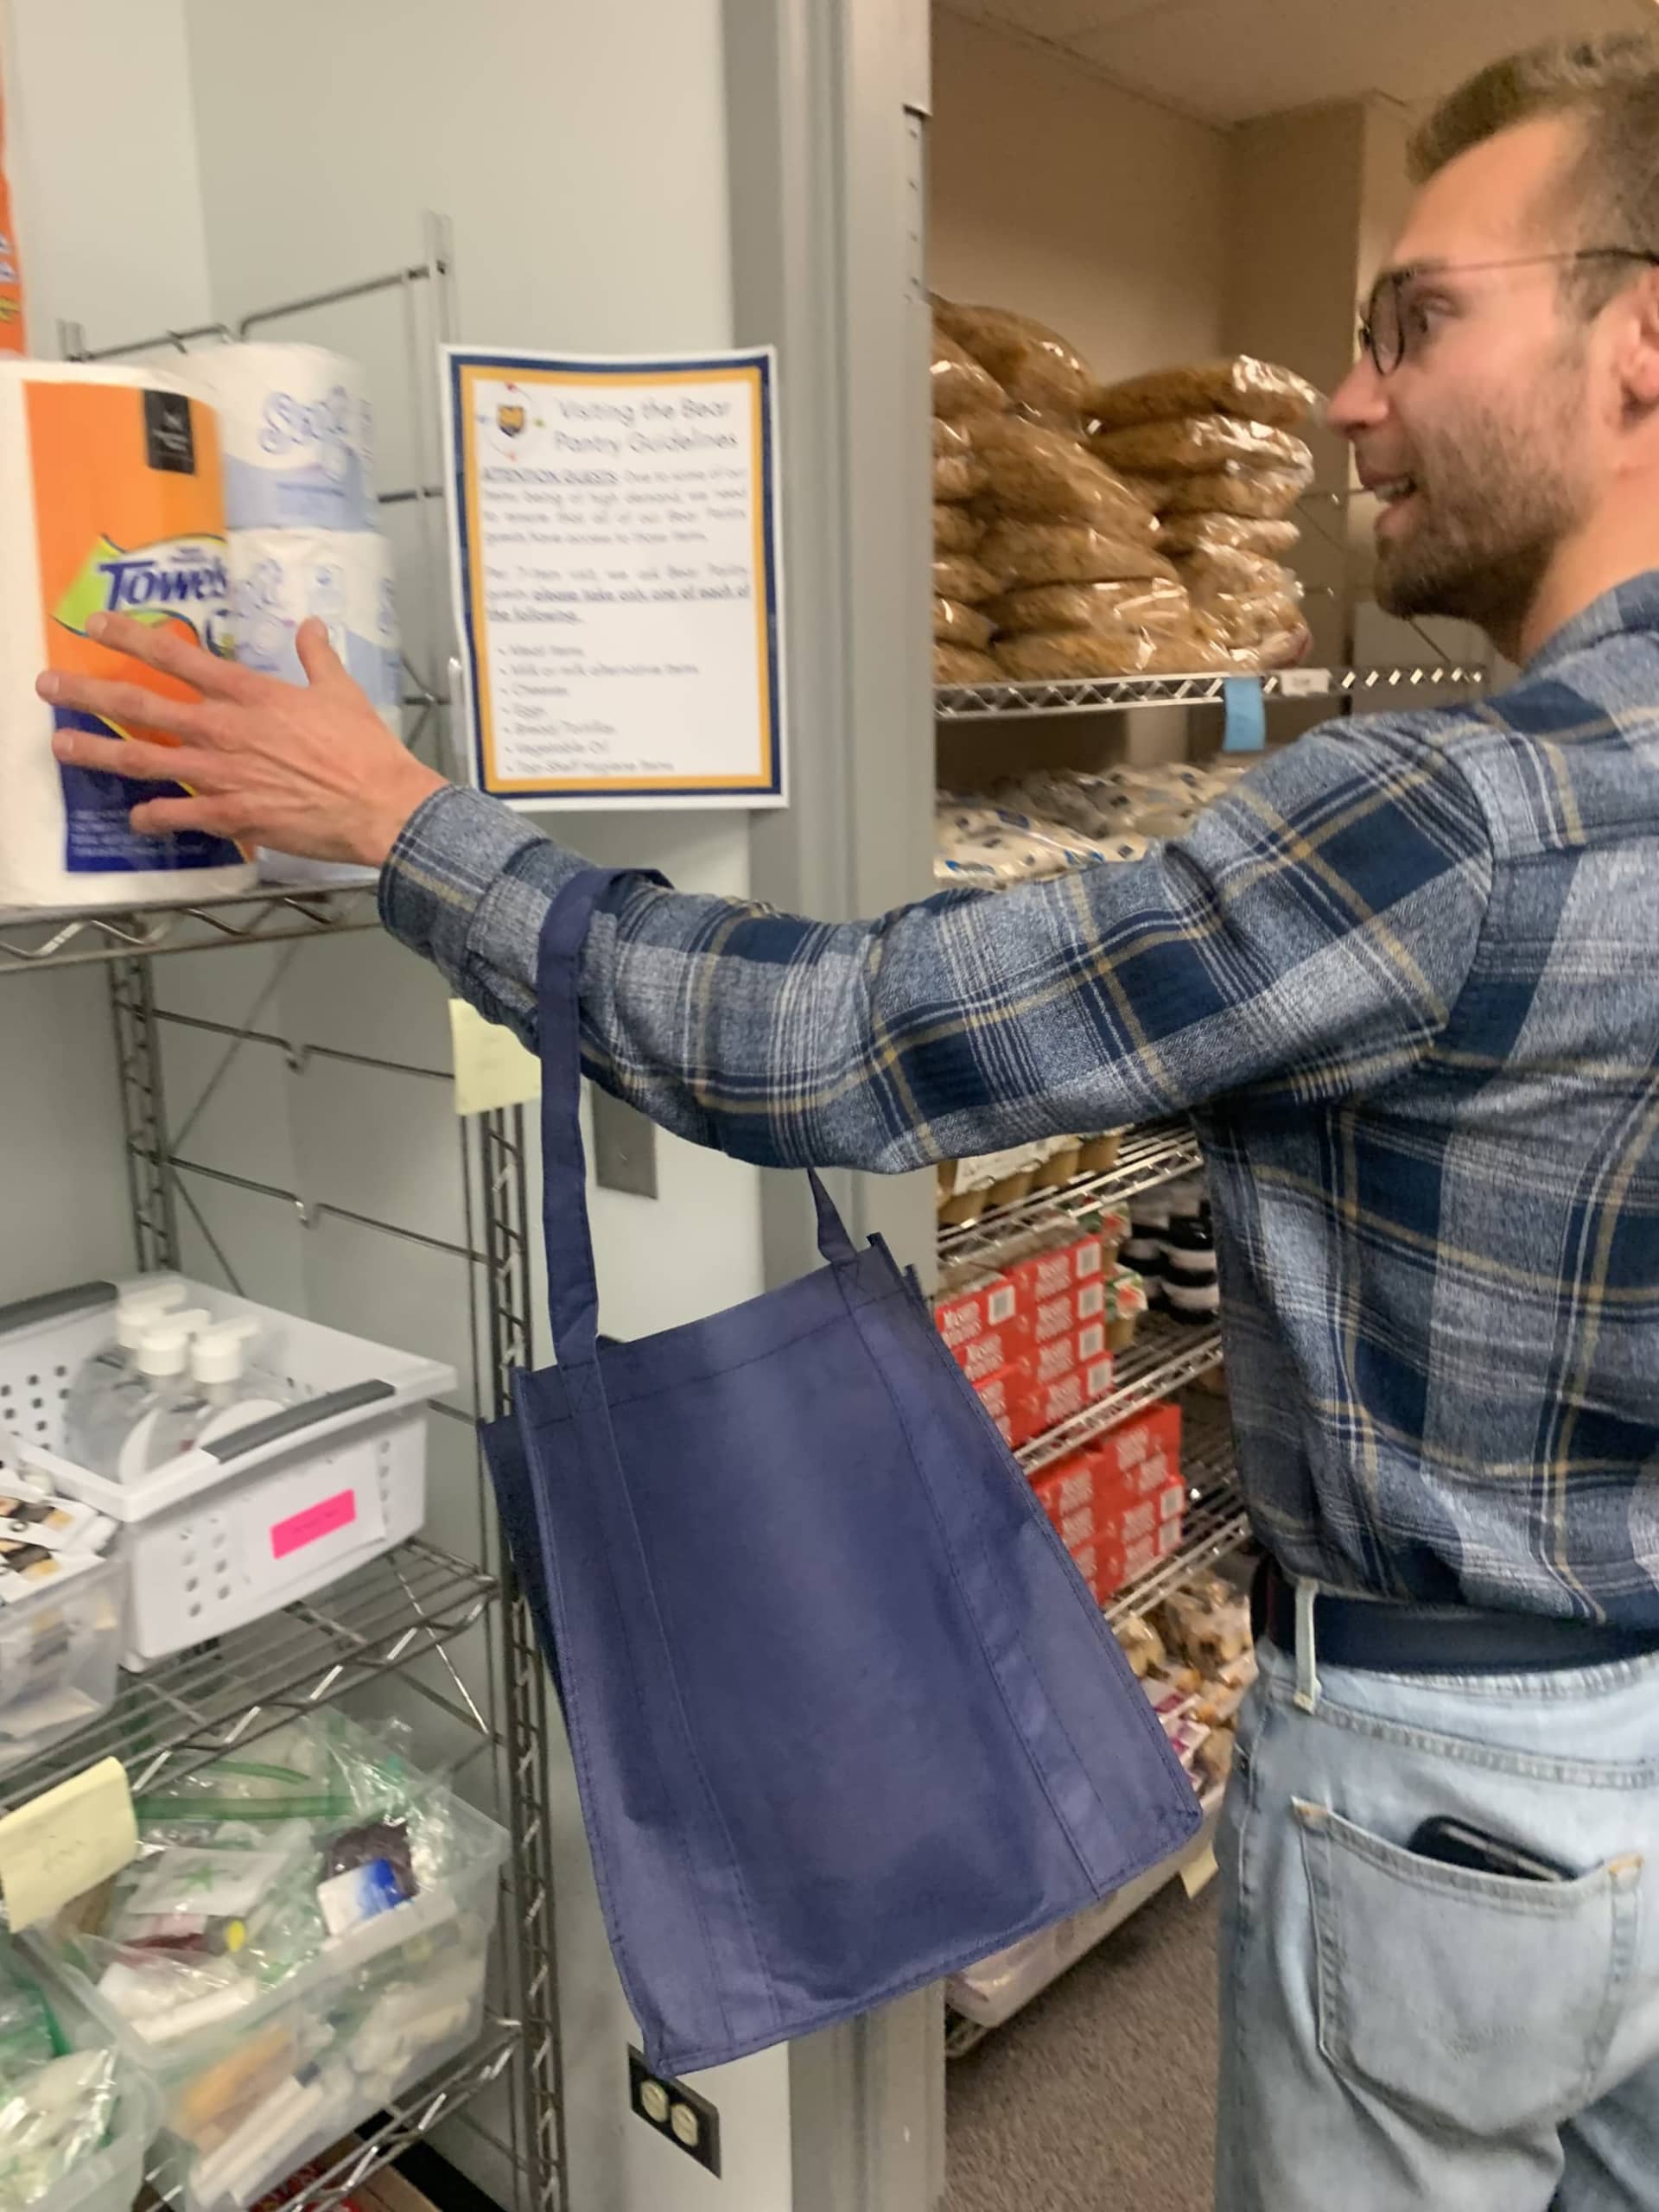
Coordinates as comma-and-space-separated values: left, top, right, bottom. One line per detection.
537, 868, 858, 1370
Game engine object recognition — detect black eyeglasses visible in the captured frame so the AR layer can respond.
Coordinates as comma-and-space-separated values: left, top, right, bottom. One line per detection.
1359, 249, 1659, 375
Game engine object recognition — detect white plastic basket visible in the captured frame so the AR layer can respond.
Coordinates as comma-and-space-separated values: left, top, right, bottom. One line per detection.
0, 1280, 456, 1666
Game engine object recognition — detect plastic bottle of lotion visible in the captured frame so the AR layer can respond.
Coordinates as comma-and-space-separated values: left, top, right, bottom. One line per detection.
63, 1281, 188, 1471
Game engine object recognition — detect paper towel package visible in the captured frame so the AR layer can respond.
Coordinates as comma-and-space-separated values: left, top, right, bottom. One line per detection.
188, 342, 376, 531
227, 527, 404, 887
0, 358, 257, 912
228, 528, 403, 737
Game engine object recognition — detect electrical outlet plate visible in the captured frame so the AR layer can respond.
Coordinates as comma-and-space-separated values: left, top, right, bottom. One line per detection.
629, 2048, 721, 2176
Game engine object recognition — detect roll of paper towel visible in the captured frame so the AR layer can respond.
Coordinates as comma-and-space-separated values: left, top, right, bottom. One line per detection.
0, 357, 257, 912
228, 528, 404, 888
188, 344, 375, 531
228, 529, 402, 737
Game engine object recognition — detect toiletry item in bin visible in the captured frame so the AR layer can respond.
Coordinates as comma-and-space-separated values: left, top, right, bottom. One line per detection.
0, 2048, 119, 2212
0, 359, 256, 911
98, 1310, 210, 1483
127, 1319, 295, 1482
62, 1279, 186, 1465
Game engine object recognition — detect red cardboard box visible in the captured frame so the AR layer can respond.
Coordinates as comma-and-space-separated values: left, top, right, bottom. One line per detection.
1091, 1445, 1181, 1516
1026, 1354, 1116, 1440
1095, 1512, 1186, 1600
1030, 1453, 1095, 1527
1090, 1402, 1182, 1484
952, 1311, 1033, 1382
1030, 1277, 1107, 1343
1006, 1231, 1105, 1314
1030, 1321, 1109, 1388
1102, 1476, 1187, 1552
935, 1273, 1018, 1351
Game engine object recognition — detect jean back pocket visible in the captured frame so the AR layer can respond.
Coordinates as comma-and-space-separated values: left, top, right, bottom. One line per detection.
1294, 1799, 1641, 2135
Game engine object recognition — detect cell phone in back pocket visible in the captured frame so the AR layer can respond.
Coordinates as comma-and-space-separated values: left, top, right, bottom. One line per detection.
1408, 1816, 1577, 1884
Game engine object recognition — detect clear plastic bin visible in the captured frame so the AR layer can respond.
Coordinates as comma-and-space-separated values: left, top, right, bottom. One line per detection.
24, 1720, 508, 2212
0, 1555, 123, 1782
1, 1950, 158, 2212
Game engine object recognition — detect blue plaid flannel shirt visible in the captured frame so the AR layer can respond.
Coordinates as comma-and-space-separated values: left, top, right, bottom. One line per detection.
384, 575, 1659, 1624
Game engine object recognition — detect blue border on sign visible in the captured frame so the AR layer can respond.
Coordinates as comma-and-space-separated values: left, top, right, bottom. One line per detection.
445, 347, 784, 806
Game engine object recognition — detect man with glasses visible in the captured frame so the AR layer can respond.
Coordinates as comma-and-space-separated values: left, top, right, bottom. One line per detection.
37, 30, 1659, 2209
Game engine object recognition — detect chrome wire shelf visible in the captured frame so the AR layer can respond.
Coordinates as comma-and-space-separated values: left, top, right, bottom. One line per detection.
147, 2018, 524, 2212
1018, 1313, 1224, 1477
938, 1120, 1202, 1268
0, 882, 380, 977
933, 663, 1490, 721
0, 1538, 498, 1817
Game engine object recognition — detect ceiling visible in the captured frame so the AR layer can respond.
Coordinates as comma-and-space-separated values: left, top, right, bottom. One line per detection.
938, 0, 1659, 124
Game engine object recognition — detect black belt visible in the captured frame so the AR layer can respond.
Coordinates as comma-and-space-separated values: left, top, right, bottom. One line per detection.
1253, 1556, 1659, 1676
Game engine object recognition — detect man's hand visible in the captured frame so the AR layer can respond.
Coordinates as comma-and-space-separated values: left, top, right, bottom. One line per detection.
39, 613, 449, 868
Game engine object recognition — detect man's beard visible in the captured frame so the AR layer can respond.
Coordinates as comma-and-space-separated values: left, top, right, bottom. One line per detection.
1374, 379, 1587, 648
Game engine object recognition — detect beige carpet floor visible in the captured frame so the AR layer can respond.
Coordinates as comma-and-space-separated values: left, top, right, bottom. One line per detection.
945, 1879, 1220, 2212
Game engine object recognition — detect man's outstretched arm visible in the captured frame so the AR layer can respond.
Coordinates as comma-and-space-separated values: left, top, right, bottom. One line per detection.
45, 613, 1494, 1173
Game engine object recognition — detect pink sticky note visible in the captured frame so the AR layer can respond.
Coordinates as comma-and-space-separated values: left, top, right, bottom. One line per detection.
270, 1488, 358, 1560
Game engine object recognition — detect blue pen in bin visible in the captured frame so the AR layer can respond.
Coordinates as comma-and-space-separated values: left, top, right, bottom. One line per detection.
481, 867, 1201, 2077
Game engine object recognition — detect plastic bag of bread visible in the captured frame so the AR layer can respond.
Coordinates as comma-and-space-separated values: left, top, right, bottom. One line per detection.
989, 575, 1192, 639
1114, 1617, 1166, 1680
977, 518, 1173, 592
1194, 602, 1311, 672
1200, 586, 1305, 647
1088, 354, 1320, 430
1179, 544, 1298, 603
1089, 413, 1313, 480
934, 417, 972, 460
970, 414, 1151, 531
932, 297, 1092, 423
933, 596, 995, 650
1158, 512, 1300, 558
933, 553, 1003, 606
1160, 462, 1311, 518
934, 503, 986, 555
994, 626, 1212, 681
931, 329, 1007, 422
934, 642, 1001, 687
934, 450, 988, 502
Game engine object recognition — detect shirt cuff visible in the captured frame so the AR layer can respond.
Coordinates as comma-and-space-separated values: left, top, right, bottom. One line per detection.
378, 785, 583, 997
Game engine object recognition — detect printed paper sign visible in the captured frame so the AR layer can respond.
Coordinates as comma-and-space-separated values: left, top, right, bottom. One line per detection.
443, 346, 785, 808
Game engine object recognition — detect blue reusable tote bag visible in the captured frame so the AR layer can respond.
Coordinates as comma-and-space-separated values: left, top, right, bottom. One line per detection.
483, 866, 1200, 2075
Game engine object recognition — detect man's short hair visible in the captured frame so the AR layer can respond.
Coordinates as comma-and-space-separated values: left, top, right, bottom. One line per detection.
1409, 34, 1659, 315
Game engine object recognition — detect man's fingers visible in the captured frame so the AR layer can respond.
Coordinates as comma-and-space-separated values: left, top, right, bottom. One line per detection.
38, 669, 219, 746
129, 795, 238, 841
85, 611, 265, 704
51, 724, 222, 789
294, 616, 350, 688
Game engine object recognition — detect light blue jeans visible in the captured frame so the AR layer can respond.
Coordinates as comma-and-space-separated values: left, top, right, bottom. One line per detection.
1217, 1624, 1659, 2210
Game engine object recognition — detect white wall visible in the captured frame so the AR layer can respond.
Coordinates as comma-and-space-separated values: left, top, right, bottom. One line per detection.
3, 3, 787, 2208
0, 0, 219, 1306
929, 7, 1230, 774
929, 9, 1230, 385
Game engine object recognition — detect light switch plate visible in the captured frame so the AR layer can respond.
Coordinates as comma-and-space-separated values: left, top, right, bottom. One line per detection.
592, 1088, 659, 1199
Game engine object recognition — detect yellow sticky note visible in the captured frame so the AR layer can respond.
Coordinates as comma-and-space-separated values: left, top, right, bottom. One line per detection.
0, 1758, 137, 1930
1181, 1843, 1219, 1901
448, 1000, 541, 1117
